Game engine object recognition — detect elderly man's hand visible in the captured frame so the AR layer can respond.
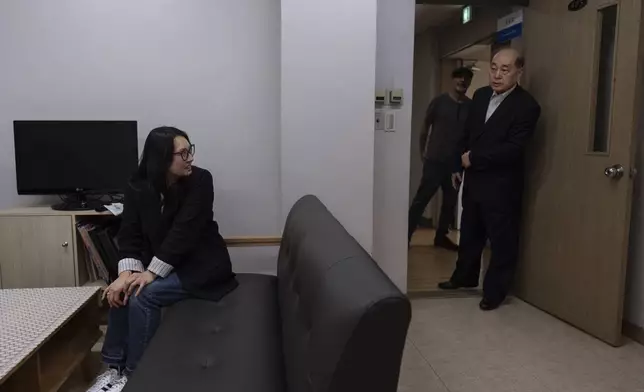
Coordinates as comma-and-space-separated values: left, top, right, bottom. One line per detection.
461, 151, 472, 169
452, 172, 463, 190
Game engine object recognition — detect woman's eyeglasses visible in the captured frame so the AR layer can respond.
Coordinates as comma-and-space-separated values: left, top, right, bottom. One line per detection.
173, 144, 195, 161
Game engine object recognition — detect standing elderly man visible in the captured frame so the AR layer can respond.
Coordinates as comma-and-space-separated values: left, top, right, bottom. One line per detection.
439, 48, 541, 311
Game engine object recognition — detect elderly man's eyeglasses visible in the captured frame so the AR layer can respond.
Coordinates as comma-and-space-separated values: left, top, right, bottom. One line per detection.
173, 144, 195, 161
490, 66, 512, 76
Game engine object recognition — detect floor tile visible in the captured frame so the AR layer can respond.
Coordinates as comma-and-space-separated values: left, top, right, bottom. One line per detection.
398, 339, 449, 392
408, 297, 644, 392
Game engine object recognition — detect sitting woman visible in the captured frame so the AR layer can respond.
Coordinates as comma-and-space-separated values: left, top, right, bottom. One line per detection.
88, 126, 237, 392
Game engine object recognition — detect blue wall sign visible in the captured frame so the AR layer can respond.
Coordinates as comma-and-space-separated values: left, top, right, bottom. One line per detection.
496, 10, 524, 43
497, 23, 523, 43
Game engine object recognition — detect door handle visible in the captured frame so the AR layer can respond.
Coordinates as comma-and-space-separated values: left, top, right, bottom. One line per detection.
61, 241, 69, 248
604, 164, 625, 179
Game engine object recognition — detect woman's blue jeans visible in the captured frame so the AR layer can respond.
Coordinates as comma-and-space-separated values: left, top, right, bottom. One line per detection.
101, 273, 188, 374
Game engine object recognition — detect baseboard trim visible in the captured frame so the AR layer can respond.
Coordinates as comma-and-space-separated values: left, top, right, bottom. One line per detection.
224, 236, 282, 247
623, 320, 644, 346
407, 289, 482, 299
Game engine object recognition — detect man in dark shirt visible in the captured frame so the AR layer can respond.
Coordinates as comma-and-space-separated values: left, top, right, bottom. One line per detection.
408, 67, 473, 250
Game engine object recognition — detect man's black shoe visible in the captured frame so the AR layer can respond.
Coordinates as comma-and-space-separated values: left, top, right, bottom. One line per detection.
479, 298, 501, 311
438, 281, 478, 290
434, 236, 459, 251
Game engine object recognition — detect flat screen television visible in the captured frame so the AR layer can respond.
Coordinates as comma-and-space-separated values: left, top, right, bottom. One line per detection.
13, 120, 139, 210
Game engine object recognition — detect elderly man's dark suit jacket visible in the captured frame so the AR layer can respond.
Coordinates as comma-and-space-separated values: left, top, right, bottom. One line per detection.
451, 84, 541, 304
459, 85, 541, 207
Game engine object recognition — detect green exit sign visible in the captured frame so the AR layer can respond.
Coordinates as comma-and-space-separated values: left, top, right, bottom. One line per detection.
462, 5, 473, 24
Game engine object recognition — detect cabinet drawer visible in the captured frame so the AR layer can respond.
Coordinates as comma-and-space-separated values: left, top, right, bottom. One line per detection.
0, 216, 75, 288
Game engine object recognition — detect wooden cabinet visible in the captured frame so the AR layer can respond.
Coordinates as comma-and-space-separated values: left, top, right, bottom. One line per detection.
0, 206, 282, 289
0, 207, 111, 289
0, 216, 75, 288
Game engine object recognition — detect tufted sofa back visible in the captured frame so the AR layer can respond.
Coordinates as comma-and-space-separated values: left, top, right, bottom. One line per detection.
277, 195, 411, 392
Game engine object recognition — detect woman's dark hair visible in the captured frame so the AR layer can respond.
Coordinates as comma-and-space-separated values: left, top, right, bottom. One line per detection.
133, 126, 190, 193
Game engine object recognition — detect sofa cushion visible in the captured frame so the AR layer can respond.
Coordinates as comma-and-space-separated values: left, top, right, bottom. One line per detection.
123, 273, 285, 392
277, 195, 411, 392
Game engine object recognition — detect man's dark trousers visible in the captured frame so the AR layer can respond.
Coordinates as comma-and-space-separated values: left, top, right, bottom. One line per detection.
408, 158, 458, 243
449, 180, 521, 305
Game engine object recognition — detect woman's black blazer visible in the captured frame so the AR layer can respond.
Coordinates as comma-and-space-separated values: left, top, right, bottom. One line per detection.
117, 166, 237, 301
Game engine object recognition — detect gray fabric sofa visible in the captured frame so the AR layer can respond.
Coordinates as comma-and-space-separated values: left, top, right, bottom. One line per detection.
123, 195, 411, 392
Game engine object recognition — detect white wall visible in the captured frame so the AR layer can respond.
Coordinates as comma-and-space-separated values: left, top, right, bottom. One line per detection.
229, 247, 279, 275
625, 109, 644, 327
468, 61, 491, 98
0, 0, 282, 239
0, 1, 390, 279
280, 0, 377, 251
373, 0, 415, 291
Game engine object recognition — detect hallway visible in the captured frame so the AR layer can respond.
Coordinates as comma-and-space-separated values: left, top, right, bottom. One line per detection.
408, 228, 459, 294
408, 229, 490, 295
399, 297, 644, 392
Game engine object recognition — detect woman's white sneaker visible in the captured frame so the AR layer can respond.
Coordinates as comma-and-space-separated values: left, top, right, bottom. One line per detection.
106, 375, 128, 392
86, 368, 120, 392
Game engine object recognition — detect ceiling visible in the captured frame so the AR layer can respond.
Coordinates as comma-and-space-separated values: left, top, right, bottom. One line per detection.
446, 44, 491, 61
415, 4, 463, 34
416, 0, 528, 4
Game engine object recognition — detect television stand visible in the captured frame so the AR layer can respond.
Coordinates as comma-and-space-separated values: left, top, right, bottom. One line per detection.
52, 193, 103, 211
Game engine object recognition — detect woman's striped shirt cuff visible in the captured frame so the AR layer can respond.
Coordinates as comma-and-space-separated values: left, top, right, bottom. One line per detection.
148, 256, 174, 278
118, 258, 145, 274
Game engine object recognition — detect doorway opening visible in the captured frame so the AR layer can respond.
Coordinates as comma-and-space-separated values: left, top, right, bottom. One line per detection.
408, 40, 492, 295
407, 14, 514, 295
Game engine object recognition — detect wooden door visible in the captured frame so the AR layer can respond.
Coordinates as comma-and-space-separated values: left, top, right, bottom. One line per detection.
0, 216, 75, 288
517, 0, 644, 345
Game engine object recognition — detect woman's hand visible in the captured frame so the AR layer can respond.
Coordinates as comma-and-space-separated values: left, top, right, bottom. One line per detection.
126, 270, 157, 297
103, 271, 133, 308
